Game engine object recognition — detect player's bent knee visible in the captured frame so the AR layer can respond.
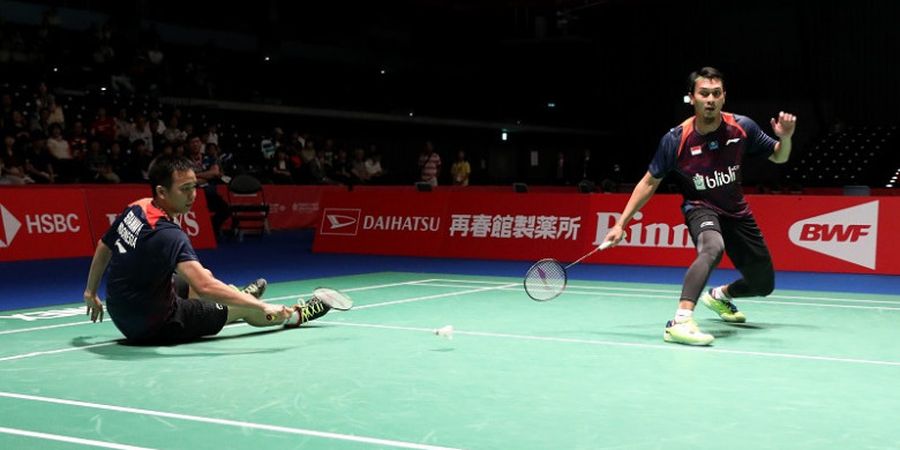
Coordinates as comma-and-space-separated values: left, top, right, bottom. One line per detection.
758, 277, 775, 297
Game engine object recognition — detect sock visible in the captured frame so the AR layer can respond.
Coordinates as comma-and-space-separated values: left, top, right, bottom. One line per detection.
675, 308, 693, 322
285, 310, 300, 326
712, 286, 731, 301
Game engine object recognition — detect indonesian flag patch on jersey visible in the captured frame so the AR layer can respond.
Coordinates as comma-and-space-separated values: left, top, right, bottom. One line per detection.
690, 145, 702, 156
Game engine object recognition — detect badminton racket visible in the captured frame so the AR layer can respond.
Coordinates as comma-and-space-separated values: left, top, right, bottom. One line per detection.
524, 240, 613, 301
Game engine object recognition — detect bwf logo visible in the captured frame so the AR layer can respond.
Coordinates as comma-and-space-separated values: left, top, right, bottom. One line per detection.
0, 203, 22, 248
320, 208, 361, 236
788, 201, 878, 269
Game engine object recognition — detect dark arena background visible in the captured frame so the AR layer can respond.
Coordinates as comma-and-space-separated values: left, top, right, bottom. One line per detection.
1, 1, 899, 449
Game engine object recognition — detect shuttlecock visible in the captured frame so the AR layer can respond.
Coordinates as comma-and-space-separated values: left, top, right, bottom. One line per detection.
434, 325, 454, 340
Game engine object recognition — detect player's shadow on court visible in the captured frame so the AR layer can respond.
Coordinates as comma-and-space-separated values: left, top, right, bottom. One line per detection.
714, 321, 820, 330
72, 332, 292, 360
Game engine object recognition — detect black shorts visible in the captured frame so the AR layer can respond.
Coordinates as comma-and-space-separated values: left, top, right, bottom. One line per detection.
684, 207, 772, 269
140, 297, 228, 344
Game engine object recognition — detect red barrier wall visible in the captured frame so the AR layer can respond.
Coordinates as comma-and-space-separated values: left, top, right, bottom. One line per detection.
314, 190, 900, 275
0, 186, 216, 261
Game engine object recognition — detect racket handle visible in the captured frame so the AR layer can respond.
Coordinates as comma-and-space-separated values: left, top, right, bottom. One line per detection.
565, 241, 611, 269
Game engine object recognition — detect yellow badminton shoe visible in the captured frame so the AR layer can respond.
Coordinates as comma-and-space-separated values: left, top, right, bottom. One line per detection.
664, 318, 714, 346
700, 289, 746, 323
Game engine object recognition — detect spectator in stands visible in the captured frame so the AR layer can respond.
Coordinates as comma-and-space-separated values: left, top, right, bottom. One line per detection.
554, 151, 567, 185
364, 148, 385, 184
418, 140, 441, 186
30, 108, 51, 136
84, 140, 120, 183
47, 96, 65, 127
322, 138, 336, 166
148, 111, 167, 145
188, 136, 229, 239
34, 82, 53, 112
90, 107, 117, 145
107, 141, 128, 180
68, 121, 89, 160
349, 147, 369, 184
329, 147, 353, 184
271, 149, 295, 184
451, 149, 471, 186
24, 134, 55, 183
8, 111, 30, 138
163, 116, 186, 144
82, 155, 342, 344
129, 114, 154, 153
128, 139, 154, 182
47, 123, 73, 160
601, 66, 796, 346
182, 123, 195, 140
115, 108, 132, 141
305, 150, 333, 185
204, 124, 219, 146
299, 138, 316, 163
1, 134, 31, 184
600, 162, 624, 193
1, 94, 14, 124
578, 148, 598, 184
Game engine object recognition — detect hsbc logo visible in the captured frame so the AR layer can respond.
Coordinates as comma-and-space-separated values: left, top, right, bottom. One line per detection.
0, 204, 22, 248
320, 208, 361, 236
788, 201, 878, 269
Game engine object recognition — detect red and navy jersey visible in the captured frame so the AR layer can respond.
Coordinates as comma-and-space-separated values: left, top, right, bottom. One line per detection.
101, 198, 198, 339
649, 113, 777, 218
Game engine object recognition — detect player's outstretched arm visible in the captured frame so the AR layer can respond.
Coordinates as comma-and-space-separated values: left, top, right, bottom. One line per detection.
84, 241, 112, 323
176, 260, 290, 320
604, 171, 662, 246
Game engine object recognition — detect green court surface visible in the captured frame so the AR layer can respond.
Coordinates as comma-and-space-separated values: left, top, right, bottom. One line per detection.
2, 272, 899, 449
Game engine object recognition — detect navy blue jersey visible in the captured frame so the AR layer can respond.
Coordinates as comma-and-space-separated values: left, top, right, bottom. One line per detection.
101, 198, 198, 339
649, 113, 777, 218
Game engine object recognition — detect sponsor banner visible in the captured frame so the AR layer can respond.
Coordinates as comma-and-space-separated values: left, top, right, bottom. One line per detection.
314, 190, 900, 274
317, 190, 450, 256
217, 184, 343, 230
83, 186, 216, 249
0, 188, 96, 261
753, 196, 892, 273
441, 192, 594, 261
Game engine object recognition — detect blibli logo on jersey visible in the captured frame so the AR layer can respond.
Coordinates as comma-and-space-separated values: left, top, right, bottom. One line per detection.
692, 165, 739, 191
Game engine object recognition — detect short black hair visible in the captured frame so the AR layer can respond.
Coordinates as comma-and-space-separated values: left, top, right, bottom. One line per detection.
687, 66, 725, 94
148, 155, 194, 197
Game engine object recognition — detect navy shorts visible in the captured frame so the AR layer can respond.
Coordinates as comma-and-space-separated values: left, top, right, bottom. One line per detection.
684, 207, 772, 269
138, 297, 228, 344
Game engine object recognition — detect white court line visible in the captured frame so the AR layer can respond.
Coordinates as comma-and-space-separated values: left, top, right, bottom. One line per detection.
414, 283, 900, 311
0, 321, 94, 335
0, 342, 117, 362
258, 278, 440, 303
0, 392, 461, 450
427, 278, 900, 306
0, 278, 439, 337
0, 279, 452, 363
353, 283, 519, 310
0, 426, 155, 450
317, 320, 900, 368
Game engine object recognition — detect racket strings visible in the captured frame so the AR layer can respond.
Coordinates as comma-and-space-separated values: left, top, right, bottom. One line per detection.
524, 259, 567, 301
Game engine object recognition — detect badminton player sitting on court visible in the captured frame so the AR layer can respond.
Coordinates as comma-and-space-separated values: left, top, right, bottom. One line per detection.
82, 155, 335, 344
602, 67, 796, 345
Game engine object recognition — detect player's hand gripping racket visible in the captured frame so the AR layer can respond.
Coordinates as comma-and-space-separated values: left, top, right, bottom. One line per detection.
524, 240, 613, 301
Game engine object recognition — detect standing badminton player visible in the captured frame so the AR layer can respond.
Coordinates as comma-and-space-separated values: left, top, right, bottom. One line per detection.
82, 155, 339, 344
602, 67, 796, 345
